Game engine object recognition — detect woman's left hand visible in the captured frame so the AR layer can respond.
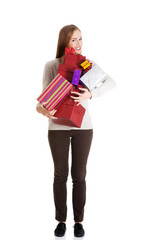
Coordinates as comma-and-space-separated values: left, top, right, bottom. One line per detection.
70, 87, 92, 105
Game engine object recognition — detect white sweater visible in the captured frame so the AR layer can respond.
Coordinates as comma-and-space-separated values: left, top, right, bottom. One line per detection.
41, 58, 116, 130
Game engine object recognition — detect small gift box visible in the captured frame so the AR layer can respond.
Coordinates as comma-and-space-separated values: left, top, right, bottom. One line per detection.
37, 73, 74, 111
58, 63, 75, 82
81, 60, 91, 69
52, 94, 86, 128
65, 54, 86, 68
65, 47, 75, 55
80, 64, 106, 91
71, 68, 82, 86
84, 62, 92, 73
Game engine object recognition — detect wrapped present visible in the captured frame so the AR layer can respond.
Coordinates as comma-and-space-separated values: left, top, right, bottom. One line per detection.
65, 47, 75, 55
65, 54, 86, 68
84, 62, 92, 73
81, 60, 91, 69
80, 64, 106, 91
52, 94, 86, 128
71, 68, 82, 86
58, 63, 75, 82
37, 73, 74, 111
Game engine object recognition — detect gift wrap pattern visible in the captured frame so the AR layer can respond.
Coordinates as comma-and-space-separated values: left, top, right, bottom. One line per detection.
80, 64, 106, 91
37, 73, 74, 111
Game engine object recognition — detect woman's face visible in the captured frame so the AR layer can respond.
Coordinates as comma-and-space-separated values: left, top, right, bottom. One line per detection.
67, 29, 83, 55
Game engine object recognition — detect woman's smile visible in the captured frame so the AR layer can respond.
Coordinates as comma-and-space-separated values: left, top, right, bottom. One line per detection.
75, 47, 81, 50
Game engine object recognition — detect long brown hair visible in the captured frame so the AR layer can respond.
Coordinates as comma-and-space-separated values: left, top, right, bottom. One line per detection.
56, 24, 81, 58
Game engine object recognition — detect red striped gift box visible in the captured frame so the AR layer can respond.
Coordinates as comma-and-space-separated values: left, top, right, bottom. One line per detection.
57, 64, 75, 82
37, 73, 74, 111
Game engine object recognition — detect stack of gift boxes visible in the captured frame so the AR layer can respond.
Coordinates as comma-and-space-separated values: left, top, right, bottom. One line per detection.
37, 47, 106, 128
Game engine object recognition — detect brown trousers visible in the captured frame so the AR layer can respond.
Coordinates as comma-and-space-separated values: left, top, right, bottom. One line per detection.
48, 129, 93, 222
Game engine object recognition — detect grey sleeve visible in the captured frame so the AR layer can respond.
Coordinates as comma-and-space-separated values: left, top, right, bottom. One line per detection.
42, 62, 54, 91
88, 59, 117, 99
36, 60, 56, 107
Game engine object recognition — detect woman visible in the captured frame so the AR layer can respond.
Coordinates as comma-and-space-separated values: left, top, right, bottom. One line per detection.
36, 24, 116, 237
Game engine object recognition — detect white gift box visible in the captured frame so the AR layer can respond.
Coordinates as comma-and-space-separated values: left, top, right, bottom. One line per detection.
80, 64, 107, 91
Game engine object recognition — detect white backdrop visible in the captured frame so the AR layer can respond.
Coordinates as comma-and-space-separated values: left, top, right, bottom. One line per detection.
0, 0, 160, 239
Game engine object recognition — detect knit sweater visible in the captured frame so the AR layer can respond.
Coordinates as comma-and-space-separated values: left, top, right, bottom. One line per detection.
41, 58, 116, 130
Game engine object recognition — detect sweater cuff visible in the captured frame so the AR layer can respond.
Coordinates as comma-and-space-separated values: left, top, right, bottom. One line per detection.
36, 102, 40, 107
90, 88, 100, 99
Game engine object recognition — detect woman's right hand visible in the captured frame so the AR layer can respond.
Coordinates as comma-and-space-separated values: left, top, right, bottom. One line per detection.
36, 102, 58, 119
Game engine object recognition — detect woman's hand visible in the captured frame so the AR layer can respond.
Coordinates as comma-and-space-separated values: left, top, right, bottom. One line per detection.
70, 87, 92, 105
36, 102, 58, 119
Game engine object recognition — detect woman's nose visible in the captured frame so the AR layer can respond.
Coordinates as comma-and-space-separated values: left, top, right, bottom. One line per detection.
76, 40, 81, 46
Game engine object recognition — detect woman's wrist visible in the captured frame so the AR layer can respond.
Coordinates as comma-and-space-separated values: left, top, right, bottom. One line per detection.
36, 103, 42, 113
